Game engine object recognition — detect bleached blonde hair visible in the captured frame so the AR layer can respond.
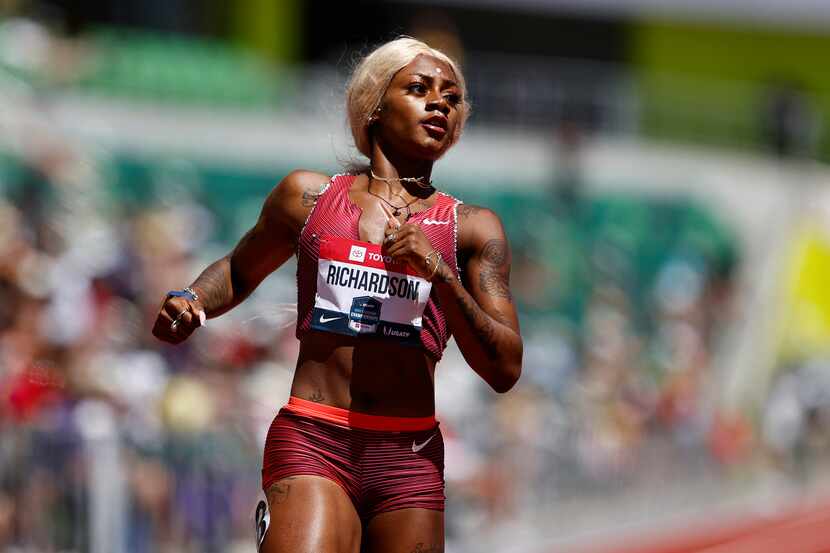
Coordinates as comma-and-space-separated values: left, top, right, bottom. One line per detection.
346, 37, 470, 159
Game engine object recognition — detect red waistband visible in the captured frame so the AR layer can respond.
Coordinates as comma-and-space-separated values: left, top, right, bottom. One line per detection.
283, 396, 437, 431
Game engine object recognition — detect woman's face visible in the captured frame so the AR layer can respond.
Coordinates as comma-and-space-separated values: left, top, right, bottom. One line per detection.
373, 54, 464, 161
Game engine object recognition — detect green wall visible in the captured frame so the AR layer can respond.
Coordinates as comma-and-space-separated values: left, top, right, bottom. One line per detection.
631, 20, 830, 156
231, 0, 301, 62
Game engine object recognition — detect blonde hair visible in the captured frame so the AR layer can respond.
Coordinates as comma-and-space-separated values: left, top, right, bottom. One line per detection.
346, 37, 470, 159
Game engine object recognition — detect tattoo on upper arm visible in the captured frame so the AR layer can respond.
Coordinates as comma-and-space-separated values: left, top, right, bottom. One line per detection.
477, 239, 512, 300
456, 204, 482, 219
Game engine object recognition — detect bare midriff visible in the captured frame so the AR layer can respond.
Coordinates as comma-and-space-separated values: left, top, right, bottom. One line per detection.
289, 329, 437, 418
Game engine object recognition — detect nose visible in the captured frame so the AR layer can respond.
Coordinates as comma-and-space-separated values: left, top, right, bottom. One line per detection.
426, 91, 450, 115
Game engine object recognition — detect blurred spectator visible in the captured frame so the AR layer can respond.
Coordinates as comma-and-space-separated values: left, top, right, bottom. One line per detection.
762, 80, 821, 159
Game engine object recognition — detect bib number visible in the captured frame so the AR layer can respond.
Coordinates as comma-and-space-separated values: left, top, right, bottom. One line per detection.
311, 237, 432, 346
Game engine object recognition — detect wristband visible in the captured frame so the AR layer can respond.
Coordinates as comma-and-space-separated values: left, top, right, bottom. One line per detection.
167, 287, 199, 302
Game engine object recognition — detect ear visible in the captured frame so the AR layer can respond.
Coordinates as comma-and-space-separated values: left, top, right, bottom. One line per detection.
367, 105, 383, 125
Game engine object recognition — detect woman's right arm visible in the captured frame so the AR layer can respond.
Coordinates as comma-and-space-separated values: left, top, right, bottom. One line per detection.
152, 170, 329, 344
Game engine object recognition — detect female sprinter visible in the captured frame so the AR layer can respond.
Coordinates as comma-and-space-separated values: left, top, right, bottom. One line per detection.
152, 37, 522, 553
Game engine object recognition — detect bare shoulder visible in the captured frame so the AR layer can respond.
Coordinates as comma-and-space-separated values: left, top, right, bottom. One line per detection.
456, 203, 506, 251
263, 169, 332, 234
269, 169, 331, 206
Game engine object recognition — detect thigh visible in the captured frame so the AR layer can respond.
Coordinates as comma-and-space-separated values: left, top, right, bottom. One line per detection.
260, 475, 362, 553
362, 508, 444, 553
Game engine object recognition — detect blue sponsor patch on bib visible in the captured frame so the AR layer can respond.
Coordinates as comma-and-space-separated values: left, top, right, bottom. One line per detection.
349, 296, 381, 333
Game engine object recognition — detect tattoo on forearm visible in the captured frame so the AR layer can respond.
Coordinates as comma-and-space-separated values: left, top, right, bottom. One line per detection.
456, 204, 482, 219
191, 258, 233, 312
478, 239, 512, 299
308, 390, 324, 403
457, 294, 499, 357
491, 308, 511, 326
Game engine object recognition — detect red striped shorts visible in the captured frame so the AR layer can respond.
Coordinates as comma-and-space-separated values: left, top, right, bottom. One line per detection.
261, 397, 445, 522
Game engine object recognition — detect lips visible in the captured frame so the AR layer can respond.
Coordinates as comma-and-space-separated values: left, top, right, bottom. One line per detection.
421, 115, 448, 137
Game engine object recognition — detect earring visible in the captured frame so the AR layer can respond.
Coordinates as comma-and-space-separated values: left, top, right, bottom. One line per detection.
368, 107, 381, 125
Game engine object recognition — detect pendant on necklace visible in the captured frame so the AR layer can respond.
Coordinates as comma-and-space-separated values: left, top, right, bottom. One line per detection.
393, 208, 401, 217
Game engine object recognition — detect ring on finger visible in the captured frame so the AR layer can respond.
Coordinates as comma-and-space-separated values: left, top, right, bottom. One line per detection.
387, 232, 397, 242
170, 310, 187, 332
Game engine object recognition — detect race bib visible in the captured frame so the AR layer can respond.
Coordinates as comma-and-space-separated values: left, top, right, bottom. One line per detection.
311, 236, 432, 346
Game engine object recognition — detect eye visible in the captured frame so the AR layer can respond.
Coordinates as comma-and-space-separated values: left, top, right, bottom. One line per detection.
444, 93, 462, 106
408, 82, 427, 94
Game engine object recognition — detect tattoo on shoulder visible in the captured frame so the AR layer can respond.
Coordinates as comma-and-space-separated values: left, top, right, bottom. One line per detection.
301, 189, 320, 207
457, 204, 483, 219
478, 239, 512, 300
301, 182, 329, 208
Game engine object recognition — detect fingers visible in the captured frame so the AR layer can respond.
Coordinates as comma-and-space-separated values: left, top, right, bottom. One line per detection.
382, 225, 420, 259
384, 218, 409, 246
170, 308, 193, 333
152, 297, 206, 344
383, 222, 413, 248
381, 225, 437, 278
384, 227, 399, 245
380, 203, 401, 229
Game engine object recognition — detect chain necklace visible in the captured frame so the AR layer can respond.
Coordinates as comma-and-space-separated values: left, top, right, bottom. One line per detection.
367, 178, 420, 220
370, 169, 433, 190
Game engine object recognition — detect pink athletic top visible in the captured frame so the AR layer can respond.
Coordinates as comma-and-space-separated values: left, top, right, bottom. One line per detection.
295, 173, 461, 360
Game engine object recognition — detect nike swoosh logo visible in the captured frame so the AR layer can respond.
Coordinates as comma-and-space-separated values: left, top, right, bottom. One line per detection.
422, 219, 450, 225
412, 432, 436, 453
319, 315, 341, 324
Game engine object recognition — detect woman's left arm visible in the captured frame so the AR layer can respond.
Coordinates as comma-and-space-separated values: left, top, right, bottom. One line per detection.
384, 204, 523, 392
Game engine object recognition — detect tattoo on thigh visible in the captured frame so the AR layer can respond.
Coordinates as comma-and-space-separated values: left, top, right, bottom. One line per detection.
411, 543, 443, 553
266, 479, 295, 505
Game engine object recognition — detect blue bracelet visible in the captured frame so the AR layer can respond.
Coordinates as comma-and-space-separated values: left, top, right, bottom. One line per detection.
167, 287, 198, 302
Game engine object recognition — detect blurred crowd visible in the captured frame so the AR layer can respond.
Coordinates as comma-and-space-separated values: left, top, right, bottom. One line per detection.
0, 139, 305, 552
0, 121, 754, 553
4, 13, 830, 553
